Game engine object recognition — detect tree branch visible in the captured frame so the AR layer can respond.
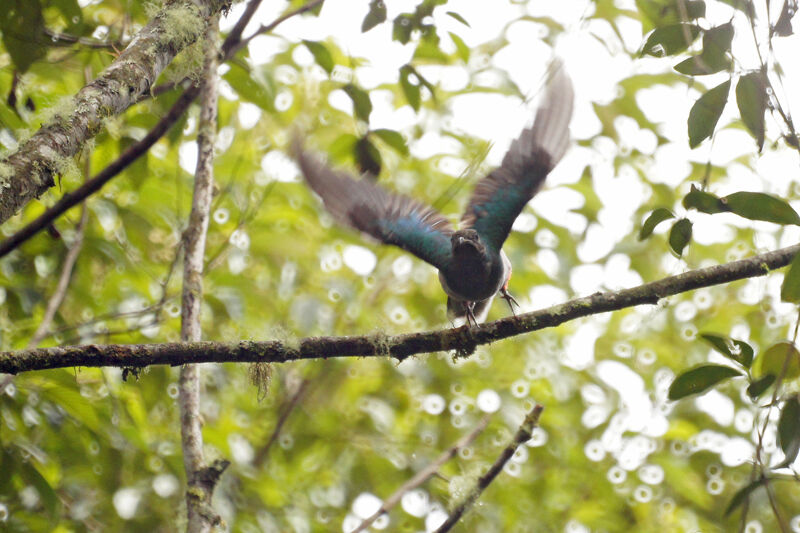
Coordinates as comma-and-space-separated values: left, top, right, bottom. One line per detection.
0, 0, 232, 224
0, 86, 199, 259
434, 405, 543, 533
26, 201, 89, 349
0, 0, 327, 258
252, 375, 313, 468
178, 13, 225, 533
1, 243, 797, 374
353, 414, 491, 533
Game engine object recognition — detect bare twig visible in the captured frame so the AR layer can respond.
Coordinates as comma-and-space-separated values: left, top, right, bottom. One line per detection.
434, 405, 543, 533
353, 415, 491, 533
1, 243, 798, 374
0, 86, 200, 259
230, 0, 326, 56
26, 203, 89, 349
252, 376, 314, 468
42, 27, 124, 50
0, 0, 322, 258
0, 0, 232, 224
739, 307, 800, 532
178, 14, 227, 533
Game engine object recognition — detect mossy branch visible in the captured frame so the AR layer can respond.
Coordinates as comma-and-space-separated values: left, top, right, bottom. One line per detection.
0, 0, 232, 224
1, 243, 798, 375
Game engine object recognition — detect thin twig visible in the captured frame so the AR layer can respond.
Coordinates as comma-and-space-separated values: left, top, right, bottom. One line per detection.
0, 0, 292, 257
764, 477, 790, 533
434, 405, 543, 533
353, 415, 491, 533
252, 376, 314, 468
740, 306, 800, 532
0, 86, 200, 259
178, 14, 226, 533
43, 27, 124, 50
0, 0, 231, 224
230, 0, 326, 56
26, 203, 89, 349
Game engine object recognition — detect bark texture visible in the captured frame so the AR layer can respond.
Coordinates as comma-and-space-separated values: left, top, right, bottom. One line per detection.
1, 243, 797, 374
0, 0, 231, 224
177, 13, 225, 533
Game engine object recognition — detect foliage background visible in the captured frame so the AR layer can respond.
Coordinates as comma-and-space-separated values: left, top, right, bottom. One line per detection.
1, 0, 800, 531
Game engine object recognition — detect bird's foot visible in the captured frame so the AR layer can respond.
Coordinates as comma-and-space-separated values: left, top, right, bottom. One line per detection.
465, 302, 479, 328
500, 287, 520, 316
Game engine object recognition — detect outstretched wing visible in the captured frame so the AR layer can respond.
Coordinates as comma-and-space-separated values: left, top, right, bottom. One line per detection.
294, 140, 455, 270
461, 63, 574, 253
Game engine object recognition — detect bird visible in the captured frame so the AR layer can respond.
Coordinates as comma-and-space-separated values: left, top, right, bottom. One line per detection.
293, 63, 573, 326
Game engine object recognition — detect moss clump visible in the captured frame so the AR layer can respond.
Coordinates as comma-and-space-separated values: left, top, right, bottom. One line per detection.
0, 162, 13, 189
248, 362, 271, 401
371, 330, 392, 357
269, 325, 301, 353
159, 3, 205, 48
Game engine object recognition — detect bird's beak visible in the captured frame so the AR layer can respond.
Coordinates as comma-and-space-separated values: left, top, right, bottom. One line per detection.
457, 236, 465, 246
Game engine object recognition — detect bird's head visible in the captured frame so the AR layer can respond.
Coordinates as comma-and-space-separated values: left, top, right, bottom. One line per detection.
451, 229, 484, 255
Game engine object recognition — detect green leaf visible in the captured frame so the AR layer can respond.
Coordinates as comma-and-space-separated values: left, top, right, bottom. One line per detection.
688, 80, 730, 148
782, 250, 800, 302
372, 128, 409, 156
414, 36, 449, 62
747, 373, 776, 399
674, 23, 733, 75
51, 0, 83, 28
753, 342, 800, 380
636, 0, 706, 30
736, 72, 768, 151
0, 0, 46, 73
774, 0, 795, 37
703, 22, 734, 58
342, 84, 372, 122
668, 364, 742, 400
400, 65, 421, 111
724, 477, 766, 516
18, 460, 60, 518
393, 14, 414, 44
639, 208, 674, 240
722, 191, 800, 225
684, 0, 707, 19
223, 64, 275, 111
446, 11, 470, 27
642, 24, 701, 57
303, 40, 334, 74
777, 395, 800, 467
362, 0, 387, 32
328, 133, 359, 160
449, 32, 470, 62
699, 333, 753, 367
682, 185, 727, 213
355, 136, 382, 177
717, 0, 754, 18
668, 218, 692, 256
674, 54, 731, 75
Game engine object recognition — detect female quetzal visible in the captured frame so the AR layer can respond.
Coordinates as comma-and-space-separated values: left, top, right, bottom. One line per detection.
294, 65, 573, 326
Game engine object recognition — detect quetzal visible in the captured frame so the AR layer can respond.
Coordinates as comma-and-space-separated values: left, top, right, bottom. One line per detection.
293, 64, 573, 326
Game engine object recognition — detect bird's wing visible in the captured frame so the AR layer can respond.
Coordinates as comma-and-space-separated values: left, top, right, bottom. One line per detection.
461, 63, 574, 253
294, 141, 455, 270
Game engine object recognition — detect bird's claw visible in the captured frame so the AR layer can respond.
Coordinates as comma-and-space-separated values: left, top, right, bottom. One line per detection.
465, 302, 479, 328
500, 287, 520, 316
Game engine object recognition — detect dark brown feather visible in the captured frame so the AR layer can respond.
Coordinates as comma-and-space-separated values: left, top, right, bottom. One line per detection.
292, 138, 455, 268
461, 64, 573, 235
